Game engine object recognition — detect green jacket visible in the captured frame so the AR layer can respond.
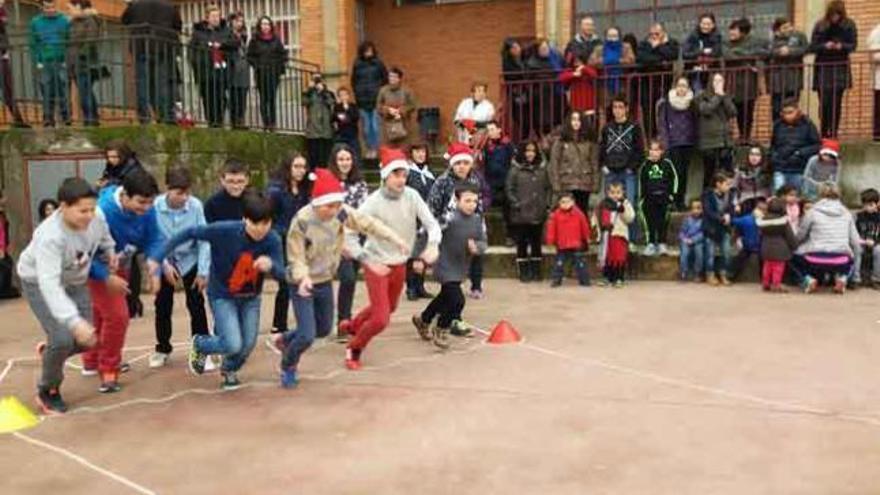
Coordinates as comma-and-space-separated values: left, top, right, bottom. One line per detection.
29, 13, 70, 64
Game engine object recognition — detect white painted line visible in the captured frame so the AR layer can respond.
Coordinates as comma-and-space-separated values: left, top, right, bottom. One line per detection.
12, 432, 157, 494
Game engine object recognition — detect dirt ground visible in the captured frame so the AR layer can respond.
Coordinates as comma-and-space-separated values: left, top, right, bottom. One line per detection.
1, 280, 879, 494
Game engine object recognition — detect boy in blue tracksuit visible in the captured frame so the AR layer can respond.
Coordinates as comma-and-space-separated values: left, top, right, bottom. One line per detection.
85, 168, 164, 393
158, 191, 284, 390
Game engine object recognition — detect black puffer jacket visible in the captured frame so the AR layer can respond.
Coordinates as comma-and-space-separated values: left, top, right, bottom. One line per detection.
682, 28, 722, 68
769, 115, 821, 173
506, 156, 550, 225
189, 20, 237, 81
351, 56, 387, 110
810, 18, 857, 91
247, 34, 287, 77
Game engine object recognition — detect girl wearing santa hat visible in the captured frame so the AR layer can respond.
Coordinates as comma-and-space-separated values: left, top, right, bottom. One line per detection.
274, 168, 407, 388
343, 147, 442, 370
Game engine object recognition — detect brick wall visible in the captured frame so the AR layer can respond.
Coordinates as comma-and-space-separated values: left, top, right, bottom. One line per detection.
298, 0, 325, 67
361, 0, 535, 142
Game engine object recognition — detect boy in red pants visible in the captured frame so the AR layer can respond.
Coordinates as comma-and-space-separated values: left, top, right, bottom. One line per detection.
86, 168, 162, 393
343, 147, 441, 369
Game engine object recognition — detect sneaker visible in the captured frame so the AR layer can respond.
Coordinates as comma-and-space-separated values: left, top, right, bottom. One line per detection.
221, 371, 242, 390
467, 289, 484, 300
432, 325, 450, 350
412, 314, 431, 341
706, 274, 720, 286
719, 275, 732, 286
98, 373, 121, 394
81, 367, 98, 377
833, 276, 847, 294
450, 320, 473, 338
119, 362, 131, 374
613, 280, 624, 288
188, 336, 207, 375
679, 273, 689, 283
345, 348, 362, 371
598, 279, 610, 287
658, 244, 669, 256
148, 352, 170, 369
802, 275, 818, 294
643, 244, 657, 257
36, 387, 67, 415
280, 368, 299, 389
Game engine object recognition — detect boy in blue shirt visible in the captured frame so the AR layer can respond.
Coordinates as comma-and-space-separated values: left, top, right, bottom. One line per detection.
158, 191, 284, 390
85, 168, 164, 393
149, 168, 210, 369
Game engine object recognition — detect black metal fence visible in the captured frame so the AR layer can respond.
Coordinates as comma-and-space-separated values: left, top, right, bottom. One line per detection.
0, 25, 320, 132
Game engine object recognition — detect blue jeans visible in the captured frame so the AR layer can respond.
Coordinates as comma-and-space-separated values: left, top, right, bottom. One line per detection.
39, 61, 69, 124
135, 53, 173, 123
704, 232, 732, 276
679, 240, 704, 278
773, 171, 803, 193
359, 108, 380, 151
75, 70, 98, 125
551, 250, 590, 285
280, 282, 335, 370
197, 296, 261, 373
604, 169, 639, 241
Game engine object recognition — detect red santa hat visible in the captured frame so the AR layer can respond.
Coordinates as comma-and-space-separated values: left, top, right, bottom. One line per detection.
379, 146, 409, 179
444, 142, 474, 166
819, 139, 840, 158
309, 168, 346, 206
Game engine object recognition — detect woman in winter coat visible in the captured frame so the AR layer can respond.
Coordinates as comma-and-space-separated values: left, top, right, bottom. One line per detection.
548, 110, 599, 213
767, 17, 809, 121
350, 41, 388, 157
682, 13, 722, 92
793, 184, 861, 293
375, 66, 417, 147
247, 16, 287, 130
656, 76, 697, 209
809, 0, 857, 138
722, 17, 768, 143
67, 0, 101, 126
227, 12, 249, 129
695, 72, 737, 187
502, 38, 529, 142
506, 140, 550, 282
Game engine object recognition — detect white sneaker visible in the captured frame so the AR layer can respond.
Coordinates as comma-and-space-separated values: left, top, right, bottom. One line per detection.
148, 352, 170, 369
658, 243, 669, 256
643, 244, 657, 257
80, 367, 98, 377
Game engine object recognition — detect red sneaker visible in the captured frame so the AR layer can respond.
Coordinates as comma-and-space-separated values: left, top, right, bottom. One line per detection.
345, 348, 362, 371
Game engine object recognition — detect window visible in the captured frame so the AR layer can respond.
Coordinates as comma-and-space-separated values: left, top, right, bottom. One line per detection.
573, 0, 792, 41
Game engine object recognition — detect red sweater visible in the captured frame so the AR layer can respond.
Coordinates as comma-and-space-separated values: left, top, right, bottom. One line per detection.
559, 66, 598, 112
545, 206, 592, 250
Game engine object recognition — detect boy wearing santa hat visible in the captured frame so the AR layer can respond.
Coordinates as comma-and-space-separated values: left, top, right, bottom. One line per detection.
343, 147, 442, 370
274, 168, 407, 388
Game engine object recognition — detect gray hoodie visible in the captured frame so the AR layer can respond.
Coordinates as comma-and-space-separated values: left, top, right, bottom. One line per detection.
434, 210, 487, 284
796, 199, 860, 257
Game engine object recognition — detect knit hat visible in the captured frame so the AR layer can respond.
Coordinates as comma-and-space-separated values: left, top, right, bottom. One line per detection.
309, 168, 345, 206
819, 138, 840, 158
444, 142, 474, 166
379, 146, 410, 179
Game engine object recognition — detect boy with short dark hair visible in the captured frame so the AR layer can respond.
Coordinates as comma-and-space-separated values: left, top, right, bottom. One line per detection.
204, 159, 250, 223
149, 167, 210, 368
855, 188, 880, 287
545, 192, 592, 287
18, 178, 115, 414
412, 184, 487, 349
638, 139, 678, 256
678, 199, 704, 281
159, 191, 285, 390
701, 172, 736, 286
86, 167, 164, 393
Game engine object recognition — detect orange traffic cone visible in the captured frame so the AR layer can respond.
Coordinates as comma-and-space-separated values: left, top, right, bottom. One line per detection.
486, 320, 522, 344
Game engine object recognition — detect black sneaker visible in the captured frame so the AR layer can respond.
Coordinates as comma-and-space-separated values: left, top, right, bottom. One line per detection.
188, 336, 207, 375
449, 320, 473, 338
36, 387, 68, 415
221, 372, 242, 390
412, 314, 431, 341
119, 362, 131, 374
98, 377, 121, 394
432, 326, 450, 350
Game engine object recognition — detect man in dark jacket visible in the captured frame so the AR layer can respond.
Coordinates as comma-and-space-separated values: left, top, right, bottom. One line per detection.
723, 17, 768, 143
767, 17, 809, 122
637, 22, 679, 137
0, 2, 27, 127
770, 99, 821, 191
564, 15, 602, 68
190, 7, 236, 128
350, 41, 387, 158
122, 0, 181, 124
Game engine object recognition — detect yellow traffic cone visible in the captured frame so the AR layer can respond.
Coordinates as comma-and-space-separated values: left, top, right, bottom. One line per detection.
0, 396, 40, 433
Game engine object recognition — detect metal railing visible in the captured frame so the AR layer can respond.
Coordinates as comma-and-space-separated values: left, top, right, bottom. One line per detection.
0, 25, 320, 132
499, 52, 880, 145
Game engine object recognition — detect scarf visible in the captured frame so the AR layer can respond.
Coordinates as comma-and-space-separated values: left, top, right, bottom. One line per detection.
603, 40, 622, 67
667, 89, 694, 111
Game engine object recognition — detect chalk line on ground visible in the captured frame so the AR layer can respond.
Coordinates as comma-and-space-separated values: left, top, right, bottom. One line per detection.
12, 432, 156, 494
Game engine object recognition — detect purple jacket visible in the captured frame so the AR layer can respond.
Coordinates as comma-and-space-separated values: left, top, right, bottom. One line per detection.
656, 98, 697, 149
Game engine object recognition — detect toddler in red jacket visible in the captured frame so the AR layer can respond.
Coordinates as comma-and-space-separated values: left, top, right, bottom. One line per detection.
545, 193, 592, 287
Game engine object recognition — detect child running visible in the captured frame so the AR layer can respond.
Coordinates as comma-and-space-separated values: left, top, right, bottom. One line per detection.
18, 178, 115, 414
276, 168, 406, 388
159, 192, 285, 390
344, 147, 442, 370
594, 182, 635, 287
412, 184, 487, 349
